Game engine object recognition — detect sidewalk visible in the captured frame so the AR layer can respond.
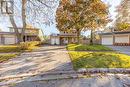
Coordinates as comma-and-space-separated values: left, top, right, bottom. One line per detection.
2, 74, 130, 87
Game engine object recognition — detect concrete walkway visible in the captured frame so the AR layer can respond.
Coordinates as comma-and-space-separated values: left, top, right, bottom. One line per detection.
107, 46, 130, 55
0, 46, 73, 86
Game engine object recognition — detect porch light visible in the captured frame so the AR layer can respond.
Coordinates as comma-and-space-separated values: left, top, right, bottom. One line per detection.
1, 0, 14, 14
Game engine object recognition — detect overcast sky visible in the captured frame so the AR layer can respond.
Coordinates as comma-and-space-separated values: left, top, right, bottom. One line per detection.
0, 0, 122, 35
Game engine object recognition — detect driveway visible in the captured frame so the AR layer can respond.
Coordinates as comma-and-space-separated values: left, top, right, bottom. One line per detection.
0, 46, 73, 85
107, 46, 130, 55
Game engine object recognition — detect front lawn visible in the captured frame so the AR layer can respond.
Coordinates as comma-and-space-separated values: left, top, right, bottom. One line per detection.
69, 52, 130, 70
0, 45, 21, 53
0, 42, 40, 53
0, 54, 17, 63
67, 44, 112, 51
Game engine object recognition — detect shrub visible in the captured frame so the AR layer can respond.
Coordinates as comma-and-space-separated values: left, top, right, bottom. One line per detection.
19, 41, 41, 50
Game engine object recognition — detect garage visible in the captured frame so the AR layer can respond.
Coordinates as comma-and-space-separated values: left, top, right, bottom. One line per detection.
4, 36, 16, 45
100, 31, 130, 46
102, 35, 113, 45
51, 37, 60, 45
51, 34, 60, 45
115, 35, 129, 43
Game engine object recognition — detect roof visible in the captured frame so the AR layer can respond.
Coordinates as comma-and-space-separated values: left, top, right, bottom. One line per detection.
100, 31, 130, 35
50, 33, 77, 38
51, 33, 59, 35
0, 32, 15, 35
9, 27, 39, 30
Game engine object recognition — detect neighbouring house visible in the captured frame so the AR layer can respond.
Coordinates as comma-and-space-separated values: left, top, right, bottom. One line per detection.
100, 30, 130, 46
50, 30, 78, 45
0, 27, 44, 45
100, 0, 130, 46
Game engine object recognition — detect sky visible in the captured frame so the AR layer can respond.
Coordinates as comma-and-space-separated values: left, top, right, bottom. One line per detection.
103, 0, 121, 19
0, 0, 122, 36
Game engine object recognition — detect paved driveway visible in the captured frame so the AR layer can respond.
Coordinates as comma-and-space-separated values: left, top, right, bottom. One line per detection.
0, 46, 73, 84
107, 46, 130, 55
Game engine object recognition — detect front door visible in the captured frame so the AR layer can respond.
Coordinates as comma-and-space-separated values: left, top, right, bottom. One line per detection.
60, 38, 68, 45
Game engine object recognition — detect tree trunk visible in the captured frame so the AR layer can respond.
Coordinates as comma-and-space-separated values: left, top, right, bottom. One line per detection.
9, 15, 21, 44
77, 29, 80, 44
21, 0, 27, 42
90, 29, 93, 45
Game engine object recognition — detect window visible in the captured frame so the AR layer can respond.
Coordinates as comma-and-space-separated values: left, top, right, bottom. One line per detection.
1, 0, 13, 14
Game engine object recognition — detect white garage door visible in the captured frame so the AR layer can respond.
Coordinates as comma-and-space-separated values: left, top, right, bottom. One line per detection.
51, 37, 60, 45
102, 36, 113, 45
4, 37, 16, 44
115, 35, 129, 43
51, 38, 55, 45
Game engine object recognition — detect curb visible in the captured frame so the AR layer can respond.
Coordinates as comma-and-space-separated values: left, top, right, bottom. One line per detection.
77, 68, 130, 74
0, 68, 130, 81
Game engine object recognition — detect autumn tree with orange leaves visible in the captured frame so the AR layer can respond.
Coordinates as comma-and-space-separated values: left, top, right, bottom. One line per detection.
56, 0, 110, 44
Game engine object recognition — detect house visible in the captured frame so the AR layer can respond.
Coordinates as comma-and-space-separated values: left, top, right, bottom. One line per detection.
50, 30, 78, 45
100, 0, 130, 46
0, 32, 17, 45
100, 31, 130, 46
0, 27, 44, 45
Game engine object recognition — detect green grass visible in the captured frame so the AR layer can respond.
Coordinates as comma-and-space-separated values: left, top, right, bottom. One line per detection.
69, 52, 130, 70
0, 54, 17, 63
0, 45, 21, 53
0, 44, 39, 53
67, 44, 112, 51
0, 42, 40, 63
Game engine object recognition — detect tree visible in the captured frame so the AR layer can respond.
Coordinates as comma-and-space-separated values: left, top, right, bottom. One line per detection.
116, 22, 130, 31
1, 0, 58, 43
114, 0, 130, 31
21, 0, 27, 42
9, 15, 21, 43
56, 0, 109, 44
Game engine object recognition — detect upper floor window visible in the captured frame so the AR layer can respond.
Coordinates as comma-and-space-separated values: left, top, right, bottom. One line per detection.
1, 0, 14, 14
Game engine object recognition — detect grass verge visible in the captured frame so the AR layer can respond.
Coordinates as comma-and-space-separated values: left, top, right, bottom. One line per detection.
69, 52, 130, 70
67, 44, 112, 51
0, 44, 39, 53
0, 45, 21, 53
0, 54, 17, 63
